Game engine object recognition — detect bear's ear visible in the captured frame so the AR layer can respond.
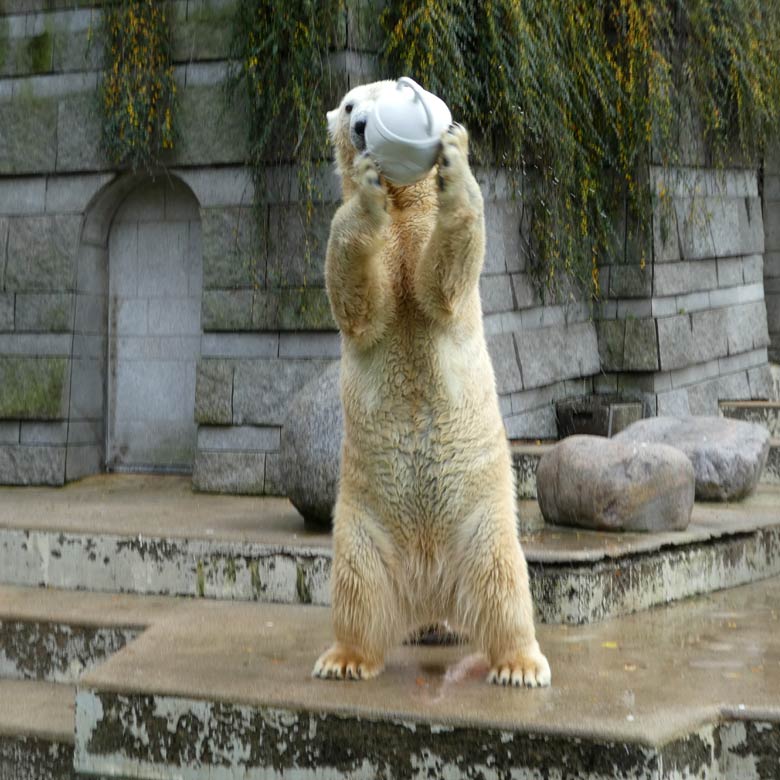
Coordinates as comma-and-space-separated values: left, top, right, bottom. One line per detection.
326, 109, 339, 141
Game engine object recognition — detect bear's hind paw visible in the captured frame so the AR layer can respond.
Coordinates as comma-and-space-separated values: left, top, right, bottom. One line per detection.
487, 645, 551, 688
313, 642, 384, 681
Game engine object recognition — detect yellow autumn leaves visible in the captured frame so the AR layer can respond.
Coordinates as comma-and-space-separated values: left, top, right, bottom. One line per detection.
100, 0, 177, 168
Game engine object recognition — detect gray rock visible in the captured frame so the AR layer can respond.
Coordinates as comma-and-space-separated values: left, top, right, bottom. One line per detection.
616, 416, 771, 501
536, 435, 695, 532
279, 362, 342, 528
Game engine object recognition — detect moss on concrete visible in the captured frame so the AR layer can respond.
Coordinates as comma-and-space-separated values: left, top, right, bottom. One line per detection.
0, 15, 9, 73
0, 357, 68, 420
25, 29, 53, 74
196, 561, 205, 598
295, 563, 311, 604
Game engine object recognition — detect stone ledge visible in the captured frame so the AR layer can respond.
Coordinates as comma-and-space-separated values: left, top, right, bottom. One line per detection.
0, 679, 75, 745
72, 577, 780, 779
2, 475, 779, 625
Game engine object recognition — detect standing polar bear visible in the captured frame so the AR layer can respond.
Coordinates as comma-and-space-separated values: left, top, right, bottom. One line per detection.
313, 81, 550, 687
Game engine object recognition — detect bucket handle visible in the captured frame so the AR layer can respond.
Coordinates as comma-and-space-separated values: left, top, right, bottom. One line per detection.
396, 77, 434, 134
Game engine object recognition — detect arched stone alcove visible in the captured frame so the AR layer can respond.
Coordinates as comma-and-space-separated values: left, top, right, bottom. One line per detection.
66, 174, 203, 479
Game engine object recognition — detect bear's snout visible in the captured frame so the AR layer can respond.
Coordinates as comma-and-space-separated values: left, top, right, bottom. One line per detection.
350, 113, 369, 151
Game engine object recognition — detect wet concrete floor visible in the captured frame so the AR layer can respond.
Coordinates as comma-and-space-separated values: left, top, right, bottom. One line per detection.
79, 575, 780, 746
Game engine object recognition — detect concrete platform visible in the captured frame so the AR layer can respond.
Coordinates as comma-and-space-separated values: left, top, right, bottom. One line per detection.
1, 579, 778, 778
1, 476, 780, 623
0, 679, 75, 780
69, 577, 780, 779
0, 585, 179, 683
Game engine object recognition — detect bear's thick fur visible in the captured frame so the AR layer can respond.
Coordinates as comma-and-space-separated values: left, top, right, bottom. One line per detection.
313, 82, 550, 687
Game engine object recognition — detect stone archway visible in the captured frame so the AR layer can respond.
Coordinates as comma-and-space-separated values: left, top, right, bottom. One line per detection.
106, 179, 202, 472
65, 174, 203, 480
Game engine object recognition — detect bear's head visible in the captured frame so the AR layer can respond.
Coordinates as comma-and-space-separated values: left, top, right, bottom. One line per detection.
327, 81, 394, 193
327, 81, 439, 204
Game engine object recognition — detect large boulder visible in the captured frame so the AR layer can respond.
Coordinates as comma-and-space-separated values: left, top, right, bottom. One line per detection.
279, 362, 343, 529
615, 416, 770, 501
536, 435, 695, 532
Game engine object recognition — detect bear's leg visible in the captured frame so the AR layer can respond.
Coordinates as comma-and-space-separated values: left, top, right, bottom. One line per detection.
454, 503, 551, 687
313, 504, 402, 681
414, 123, 485, 322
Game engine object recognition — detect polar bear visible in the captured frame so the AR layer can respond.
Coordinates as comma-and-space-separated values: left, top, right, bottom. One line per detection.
313, 81, 550, 687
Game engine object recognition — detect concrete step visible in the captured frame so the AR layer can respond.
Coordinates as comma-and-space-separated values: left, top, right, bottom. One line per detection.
70, 577, 780, 780
0, 585, 178, 683
2, 475, 780, 624
0, 679, 75, 780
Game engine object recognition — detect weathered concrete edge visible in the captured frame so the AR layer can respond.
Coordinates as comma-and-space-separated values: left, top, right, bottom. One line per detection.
72, 689, 662, 780
73, 689, 780, 780
0, 621, 140, 684
0, 734, 75, 780
2, 525, 780, 624
0, 529, 331, 605
533, 526, 780, 623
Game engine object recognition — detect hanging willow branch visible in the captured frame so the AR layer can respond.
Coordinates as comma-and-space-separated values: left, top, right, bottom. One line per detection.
97, 0, 177, 171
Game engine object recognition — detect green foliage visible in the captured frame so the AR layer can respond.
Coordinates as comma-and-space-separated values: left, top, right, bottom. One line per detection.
380, 0, 780, 297
228, 0, 344, 248
97, 0, 177, 171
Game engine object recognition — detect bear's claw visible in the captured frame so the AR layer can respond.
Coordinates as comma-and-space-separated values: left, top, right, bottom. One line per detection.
355, 154, 387, 211
313, 643, 384, 682
487, 645, 552, 688
437, 124, 470, 196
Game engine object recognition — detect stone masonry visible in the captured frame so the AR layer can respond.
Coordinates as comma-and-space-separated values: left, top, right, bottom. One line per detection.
0, 0, 773, 493
596, 166, 773, 417
764, 146, 780, 362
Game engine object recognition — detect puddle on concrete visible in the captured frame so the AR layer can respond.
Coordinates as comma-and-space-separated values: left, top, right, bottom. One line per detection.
412, 653, 488, 702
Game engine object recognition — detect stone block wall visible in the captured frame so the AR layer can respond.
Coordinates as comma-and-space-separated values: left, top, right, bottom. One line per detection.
0, 0, 774, 492
192, 166, 603, 493
478, 174, 600, 440
596, 166, 773, 416
764, 147, 780, 362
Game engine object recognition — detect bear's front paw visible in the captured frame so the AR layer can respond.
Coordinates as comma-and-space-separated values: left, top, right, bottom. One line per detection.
355, 153, 387, 215
437, 124, 470, 195
488, 643, 551, 688
313, 642, 384, 681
